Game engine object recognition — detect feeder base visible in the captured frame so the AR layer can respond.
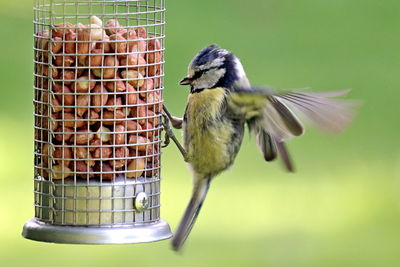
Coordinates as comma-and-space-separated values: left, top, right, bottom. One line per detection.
22, 218, 172, 244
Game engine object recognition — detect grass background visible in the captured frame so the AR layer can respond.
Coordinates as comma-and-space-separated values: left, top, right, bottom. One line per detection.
1, 0, 400, 266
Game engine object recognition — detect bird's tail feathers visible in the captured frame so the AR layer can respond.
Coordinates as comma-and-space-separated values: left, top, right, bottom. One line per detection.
171, 178, 211, 251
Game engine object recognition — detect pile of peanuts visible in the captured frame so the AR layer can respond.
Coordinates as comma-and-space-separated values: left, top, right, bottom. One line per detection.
34, 16, 163, 180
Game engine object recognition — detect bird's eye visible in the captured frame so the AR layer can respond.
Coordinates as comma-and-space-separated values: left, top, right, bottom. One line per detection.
192, 66, 220, 80
191, 70, 203, 80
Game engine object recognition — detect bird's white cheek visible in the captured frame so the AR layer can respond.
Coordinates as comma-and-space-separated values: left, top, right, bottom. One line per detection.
194, 68, 226, 89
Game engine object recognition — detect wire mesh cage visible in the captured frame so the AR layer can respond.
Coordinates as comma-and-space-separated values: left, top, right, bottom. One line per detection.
22, 0, 172, 244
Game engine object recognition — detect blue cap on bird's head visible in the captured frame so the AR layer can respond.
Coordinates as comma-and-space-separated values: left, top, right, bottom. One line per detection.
192, 44, 224, 67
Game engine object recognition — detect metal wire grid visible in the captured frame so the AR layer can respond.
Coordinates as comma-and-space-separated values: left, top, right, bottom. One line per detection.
33, 0, 165, 225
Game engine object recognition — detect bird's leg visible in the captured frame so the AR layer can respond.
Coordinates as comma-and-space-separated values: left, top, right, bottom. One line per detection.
162, 106, 188, 162
163, 104, 183, 129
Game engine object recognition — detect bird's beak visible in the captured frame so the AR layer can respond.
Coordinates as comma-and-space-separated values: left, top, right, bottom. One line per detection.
179, 77, 192, 85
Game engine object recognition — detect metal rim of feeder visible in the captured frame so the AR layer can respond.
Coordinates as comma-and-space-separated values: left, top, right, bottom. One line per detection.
22, 0, 171, 244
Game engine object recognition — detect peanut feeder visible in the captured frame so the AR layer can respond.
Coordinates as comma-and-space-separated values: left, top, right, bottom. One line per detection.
22, 0, 171, 244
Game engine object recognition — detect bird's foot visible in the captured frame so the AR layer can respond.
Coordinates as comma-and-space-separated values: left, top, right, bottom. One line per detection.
162, 113, 188, 161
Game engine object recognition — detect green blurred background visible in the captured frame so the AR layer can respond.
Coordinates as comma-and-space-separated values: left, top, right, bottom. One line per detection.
1, 0, 399, 266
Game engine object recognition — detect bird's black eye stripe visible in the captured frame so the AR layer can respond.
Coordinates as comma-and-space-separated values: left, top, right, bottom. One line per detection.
190, 70, 203, 81
191, 66, 222, 80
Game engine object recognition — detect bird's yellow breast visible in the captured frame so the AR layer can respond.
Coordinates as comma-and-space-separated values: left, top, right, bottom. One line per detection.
184, 88, 234, 176
187, 88, 226, 122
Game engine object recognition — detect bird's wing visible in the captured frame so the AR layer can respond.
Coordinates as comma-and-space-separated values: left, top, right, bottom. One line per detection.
229, 87, 304, 142
248, 119, 277, 161
229, 87, 358, 140
275, 89, 360, 134
229, 87, 358, 171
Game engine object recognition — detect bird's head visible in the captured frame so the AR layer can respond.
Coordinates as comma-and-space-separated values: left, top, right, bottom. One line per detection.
180, 44, 250, 93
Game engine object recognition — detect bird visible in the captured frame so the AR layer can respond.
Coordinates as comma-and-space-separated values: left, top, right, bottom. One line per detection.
162, 44, 358, 251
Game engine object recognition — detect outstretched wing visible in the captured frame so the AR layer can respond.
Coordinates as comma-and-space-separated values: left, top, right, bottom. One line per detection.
229, 87, 358, 140
228, 87, 304, 142
228, 87, 358, 170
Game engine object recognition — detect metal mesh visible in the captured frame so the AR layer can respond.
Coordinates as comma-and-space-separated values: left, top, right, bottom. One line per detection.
33, 0, 165, 226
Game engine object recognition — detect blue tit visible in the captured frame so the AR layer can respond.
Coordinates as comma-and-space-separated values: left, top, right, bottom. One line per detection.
164, 44, 357, 251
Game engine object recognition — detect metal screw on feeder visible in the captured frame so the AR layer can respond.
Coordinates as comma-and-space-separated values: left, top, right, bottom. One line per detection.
22, 0, 171, 244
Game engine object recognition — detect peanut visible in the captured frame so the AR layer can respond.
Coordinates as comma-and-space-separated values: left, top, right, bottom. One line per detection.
77, 23, 91, 62
42, 113, 59, 131
102, 110, 126, 125
105, 79, 126, 92
52, 22, 75, 38
85, 49, 103, 67
54, 55, 75, 67
141, 122, 156, 140
126, 83, 138, 105
72, 129, 94, 145
85, 110, 100, 125
63, 112, 85, 128
90, 16, 103, 27
87, 24, 106, 41
146, 91, 163, 112
105, 96, 122, 111
76, 146, 89, 159
105, 19, 121, 36
137, 39, 147, 52
128, 135, 149, 152
91, 84, 108, 112
58, 70, 75, 85
52, 165, 72, 180
89, 138, 101, 152
53, 84, 74, 106
74, 75, 96, 93
147, 51, 161, 64
109, 33, 128, 54
41, 143, 53, 167
110, 146, 129, 168
147, 38, 161, 51
51, 97, 62, 113
51, 37, 63, 54
125, 121, 141, 132
94, 162, 114, 180
121, 70, 144, 88
93, 146, 112, 159
130, 99, 147, 125
74, 161, 94, 178
95, 35, 112, 53
55, 127, 73, 143
123, 29, 138, 50
136, 27, 147, 39
76, 95, 89, 116
126, 158, 146, 178
41, 65, 58, 79
139, 78, 154, 98
120, 53, 146, 71
53, 146, 73, 167
147, 64, 160, 77
96, 125, 112, 143
87, 159, 96, 167
113, 124, 126, 145
93, 56, 119, 78
65, 32, 77, 54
